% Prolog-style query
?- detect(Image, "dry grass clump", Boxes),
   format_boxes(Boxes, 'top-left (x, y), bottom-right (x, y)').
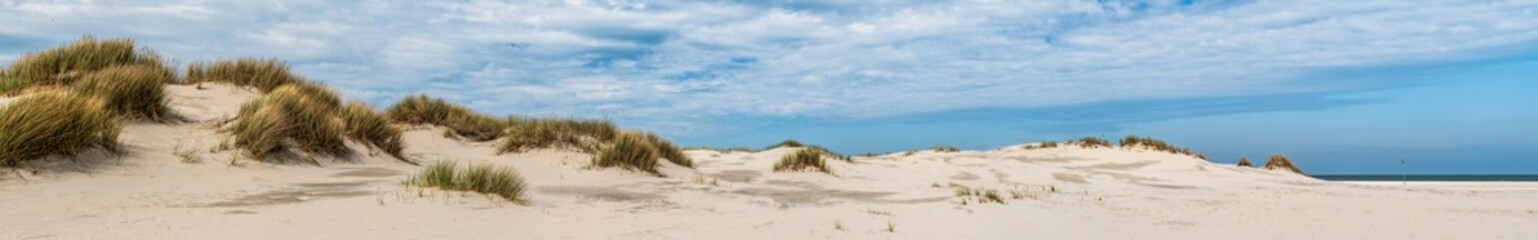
top-left (1023, 141), bottom-right (1059, 150)
top-left (1263, 154), bottom-right (1305, 174)
top-left (384, 94), bottom-right (504, 141)
top-left (69, 65), bottom-right (174, 121)
top-left (774, 148), bottom-right (831, 173)
top-left (1236, 157), bottom-right (1253, 167)
top-left (409, 161), bottom-right (527, 203)
top-left (185, 58), bottom-right (308, 92)
top-left (953, 185), bottom-right (1004, 204)
top-left (497, 117), bottom-right (617, 153)
top-left (591, 132), bottom-right (661, 174)
top-left (932, 145), bottom-right (960, 152)
top-left (3, 37), bottom-right (167, 93)
top-left (1066, 137), bottom-right (1112, 148)
top-left (341, 101), bottom-right (407, 161)
top-left (766, 139), bottom-right (804, 149)
top-left (226, 84), bottom-right (347, 161)
top-left (640, 132), bottom-right (692, 168)
top-left (0, 90), bottom-right (121, 166)
top-left (1118, 135), bottom-right (1208, 161)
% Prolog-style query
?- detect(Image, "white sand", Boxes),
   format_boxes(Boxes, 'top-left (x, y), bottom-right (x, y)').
top-left (2, 84), bottom-right (1536, 239)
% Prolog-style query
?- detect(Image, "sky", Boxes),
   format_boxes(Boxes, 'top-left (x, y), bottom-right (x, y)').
top-left (2, 0), bottom-right (1536, 174)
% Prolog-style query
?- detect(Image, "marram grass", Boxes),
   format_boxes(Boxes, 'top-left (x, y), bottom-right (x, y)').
top-left (2, 37), bottom-right (167, 93)
top-left (409, 161), bottom-right (527, 203)
top-left (385, 94), bottom-right (505, 141)
top-left (185, 58), bottom-right (308, 92)
top-left (591, 132), bottom-right (661, 175)
top-left (1264, 154), bottom-right (1305, 174)
top-left (227, 84), bottom-right (347, 161)
top-left (70, 65), bottom-right (174, 121)
top-left (642, 132), bottom-right (693, 168)
top-left (774, 148), bottom-right (831, 173)
top-left (341, 101), bottom-right (407, 161)
top-left (498, 116), bottom-right (619, 153)
top-left (0, 90), bottom-right (121, 166)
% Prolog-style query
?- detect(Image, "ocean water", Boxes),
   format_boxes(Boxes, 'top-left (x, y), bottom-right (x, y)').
top-left (1313, 174), bottom-right (1538, 182)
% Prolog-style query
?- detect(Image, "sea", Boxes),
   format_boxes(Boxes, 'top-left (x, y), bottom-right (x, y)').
top-left (1313, 174), bottom-right (1538, 182)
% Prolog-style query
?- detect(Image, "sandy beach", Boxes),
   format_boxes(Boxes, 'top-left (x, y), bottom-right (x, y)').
top-left (0, 83), bottom-right (1532, 239)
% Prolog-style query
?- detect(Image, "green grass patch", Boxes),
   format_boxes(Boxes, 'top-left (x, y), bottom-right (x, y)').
top-left (408, 161), bottom-right (527, 203)
top-left (0, 90), bottom-right (121, 166)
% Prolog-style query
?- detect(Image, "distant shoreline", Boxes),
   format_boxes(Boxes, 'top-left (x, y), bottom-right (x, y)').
top-left (1315, 174), bottom-right (1538, 182)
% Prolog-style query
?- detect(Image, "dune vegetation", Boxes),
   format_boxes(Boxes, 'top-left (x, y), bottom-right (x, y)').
top-left (0, 90), bottom-right (121, 166)
top-left (409, 161), bottom-right (527, 203)
top-left (1264, 154), bottom-right (1305, 174)
top-left (1237, 157), bottom-right (1253, 167)
top-left (498, 116), bottom-right (617, 154)
top-left (774, 148), bottom-right (831, 173)
top-left (185, 58), bottom-right (309, 92)
top-left (2, 37), bottom-right (167, 94)
top-left (1023, 141), bottom-right (1058, 150)
top-left (932, 145), bottom-right (960, 152)
top-left (341, 101), bottom-right (407, 161)
top-left (227, 84), bottom-right (348, 162)
top-left (384, 94), bottom-right (506, 141)
top-left (1118, 135), bottom-right (1208, 161)
top-left (592, 132), bottom-right (662, 174)
top-left (70, 65), bottom-right (175, 121)
top-left (1065, 137), bottom-right (1113, 148)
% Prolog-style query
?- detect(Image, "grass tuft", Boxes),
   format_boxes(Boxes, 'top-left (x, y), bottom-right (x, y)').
top-left (774, 148), bottom-right (831, 173)
top-left (341, 101), bottom-right (407, 162)
top-left (1236, 157), bottom-right (1253, 168)
top-left (766, 139), bottom-right (804, 149)
top-left (3, 37), bottom-right (167, 93)
top-left (591, 132), bottom-right (660, 174)
top-left (1117, 135), bottom-right (1207, 160)
top-left (69, 65), bottom-right (174, 121)
top-left (185, 58), bottom-right (308, 92)
top-left (497, 117), bottom-right (617, 153)
top-left (641, 132), bottom-right (692, 168)
top-left (1263, 154), bottom-right (1305, 174)
top-left (409, 161), bottom-right (527, 203)
top-left (1066, 137), bottom-right (1113, 148)
top-left (0, 90), bottom-right (121, 166)
top-left (932, 145), bottom-right (960, 152)
top-left (385, 94), bottom-right (504, 141)
top-left (226, 84), bottom-right (347, 161)
top-left (1023, 141), bottom-right (1058, 150)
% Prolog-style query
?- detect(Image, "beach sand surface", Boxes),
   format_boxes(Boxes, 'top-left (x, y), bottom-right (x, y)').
top-left (2, 84), bottom-right (1536, 239)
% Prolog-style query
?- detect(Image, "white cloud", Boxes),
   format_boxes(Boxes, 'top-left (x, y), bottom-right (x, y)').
top-left (3, 0), bottom-right (1537, 135)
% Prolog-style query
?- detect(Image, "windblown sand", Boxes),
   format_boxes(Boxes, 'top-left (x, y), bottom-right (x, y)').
top-left (1, 84), bottom-right (1535, 239)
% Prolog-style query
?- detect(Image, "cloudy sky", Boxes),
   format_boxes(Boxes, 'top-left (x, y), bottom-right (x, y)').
top-left (3, 0), bottom-right (1536, 174)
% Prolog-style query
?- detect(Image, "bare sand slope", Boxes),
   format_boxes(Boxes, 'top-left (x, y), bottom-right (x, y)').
top-left (2, 85), bottom-right (1536, 239)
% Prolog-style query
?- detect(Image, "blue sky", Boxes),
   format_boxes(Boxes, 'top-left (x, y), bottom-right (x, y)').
top-left (2, 0), bottom-right (1536, 174)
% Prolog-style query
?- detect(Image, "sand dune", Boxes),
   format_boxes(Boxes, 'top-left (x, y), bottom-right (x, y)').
top-left (2, 84), bottom-right (1536, 239)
